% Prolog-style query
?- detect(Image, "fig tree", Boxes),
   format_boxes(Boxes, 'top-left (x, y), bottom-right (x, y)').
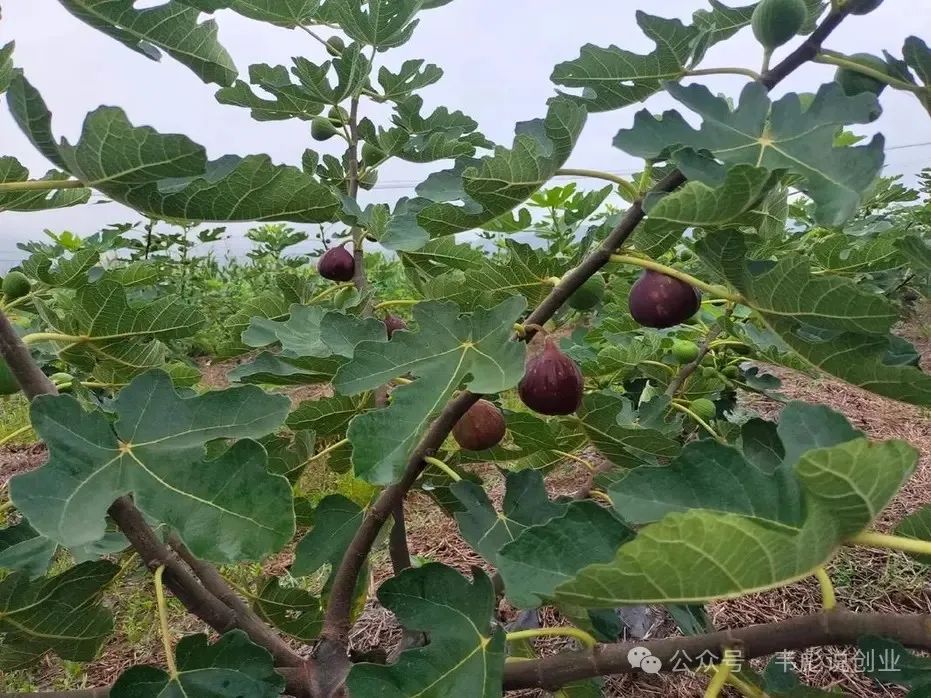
top-left (518, 338), bottom-right (584, 416)
top-left (836, 53), bottom-right (889, 96)
top-left (325, 36), bottom-right (345, 57)
top-left (751, 0), bottom-right (807, 50)
top-left (2, 270), bottom-right (30, 301)
top-left (628, 270), bottom-right (701, 329)
top-left (311, 116), bottom-right (339, 141)
top-left (317, 243), bottom-right (355, 282)
top-left (452, 399), bottom-right (506, 451)
top-left (689, 398), bottom-right (716, 422)
top-left (670, 339), bottom-right (700, 364)
top-left (383, 313), bottom-right (408, 338)
top-left (0, 357), bottom-right (20, 396)
top-left (567, 274), bottom-right (606, 311)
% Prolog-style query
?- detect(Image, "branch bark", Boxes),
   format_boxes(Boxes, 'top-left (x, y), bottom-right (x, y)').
top-left (314, 5), bottom-right (856, 687)
top-left (502, 610), bottom-right (931, 691)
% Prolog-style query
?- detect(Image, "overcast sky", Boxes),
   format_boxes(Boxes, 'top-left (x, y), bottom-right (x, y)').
top-left (1, 1), bottom-right (929, 269)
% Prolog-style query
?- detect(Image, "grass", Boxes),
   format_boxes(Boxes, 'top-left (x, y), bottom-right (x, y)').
top-left (0, 393), bottom-right (33, 446)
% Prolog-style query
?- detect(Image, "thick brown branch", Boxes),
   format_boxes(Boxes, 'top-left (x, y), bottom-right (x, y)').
top-left (168, 535), bottom-right (302, 667)
top-left (503, 610), bottom-right (931, 691)
top-left (0, 311), bottom-right (57, 399)
top-left (388, 501), bottom-right (412, 573)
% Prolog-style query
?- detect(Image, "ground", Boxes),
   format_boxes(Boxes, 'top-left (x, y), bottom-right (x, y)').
top-left (3, 309), bottom-right (931, 696)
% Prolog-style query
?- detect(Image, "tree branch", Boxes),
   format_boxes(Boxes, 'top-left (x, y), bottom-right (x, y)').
top-left (502, 610), bottom-right (931, 691)
top-left (0, 311), bottom-right (57, 399)
top-left (314, 7), bottom-right (856, 686)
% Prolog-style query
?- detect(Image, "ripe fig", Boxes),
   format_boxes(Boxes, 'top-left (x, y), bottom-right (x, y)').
top-left (567, 274), bottom-right (606, 311)
top-left (518, 338), bottom-right (584, 416)
top-left (628, 270), bottom-right (701, 329)
top-left (452, 399), bottom-right (507, 451)
top-left (383, 313), bottom-right (408, 338)
top-left (751, 0), bottom-right (807, 50)
top-left (689, 398), bottom-right (716, 422)
top-left (317, 243), bottom-right (355, 282)
top-left (325, 36), bottom-right (345, 57)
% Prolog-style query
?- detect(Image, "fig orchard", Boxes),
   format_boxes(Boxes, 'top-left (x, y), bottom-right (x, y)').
top-left (1, 1), bottom-right (931, 697)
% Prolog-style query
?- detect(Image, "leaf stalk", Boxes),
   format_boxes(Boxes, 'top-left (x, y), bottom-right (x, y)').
top-left (154, 565), bottom-right (178, 678)
top-left (505, 626), bottom-right (597, 649)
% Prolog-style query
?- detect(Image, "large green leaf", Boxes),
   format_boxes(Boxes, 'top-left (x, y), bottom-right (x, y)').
top-left (0, 157), bottom-right (91, 213)
top-left (179, 0), bottom-right (322, 26)
top-left (287, 394), bottom-right (373, 436)
top-left (10, 370), bottom-right (293, 563)
top-left (20, 249), bottom-right (100, 288)
top-left (556, 418), bottom-right (916, 606)
top-left (551, 13), bottom-right (698, 112)
top-left (291, 494), bottom-right (364, 578)
top-left (416, 97), bottom-right (585, 238)
top-left (230, 353), bottom-right (344, 386)
top-left (57, 0), bottom-right (237, 86)
top-left (243, 305), bottom-right (387, 359)
top-left (577, 391), bottom-right (681, 469)
top-left (334, 297), bottom-right (527, 484)
top-left (0, 520), bottom-right (126, 579)
top-left (378, 60), bottom-right (443, 101)
top-left (111, 630), bottom-right (284, 697)
top-left (0, 43), bottom-right (12, 95)
top-left (327, 0), bottom-right (423, 50)
top-left (858, 636), bottom-right (931, 696)
top-left (614, 82), bottom-right (884, 225)
top-left (252, 579), bottom-right (323, 642)
top-left (696, 230), bottom-right (931, 405)
top-left (217, 45), bottom-right (370, 120)
top-left (8, 74), bottom-right (340, 223)
top-left (452, 469), bottom-right (566, 565)
top-left (0, 561), bottom-right (117, 670)
top-left (346, 564), bottom-right (505, 698)
top-left (497, 501), bottom-right (634, 609)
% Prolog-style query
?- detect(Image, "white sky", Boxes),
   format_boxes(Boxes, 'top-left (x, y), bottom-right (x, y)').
top-left (1, 1), bottom-right (929, 269)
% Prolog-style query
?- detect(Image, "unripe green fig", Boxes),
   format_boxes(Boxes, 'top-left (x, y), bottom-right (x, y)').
top-left (670, 339), bottom-right (700, 364)
top-left (50, 372), bottom-right (75, 391)
top-left (722, 365), bottom-right (740, 379)
top-left (835, 53), bottom-right (888, 96)
top-left (2, 271), bottom-right (30, 301)
top-left (452, 399), bottom-right (506, 451)
top-left (359, 170), bottom-right (378, 191)
top-left (325, 36), bottom-right (345, 57)
top-left (311, 116), bottom-right (339, 141)
top-left (567, 274), bottom-right (606, 311)
top-left (689, 398), bottom-right (716, 422)
top-left (0, 357), bottom-right (20, 395)
top-left (847, 0), bottom-right (883, 14)
top-left (328, 105), bottom-right (349, 126)
top-left (361, 141), bottom-right (385, 166)
top-left (751, 0), bottom-right (808, 50)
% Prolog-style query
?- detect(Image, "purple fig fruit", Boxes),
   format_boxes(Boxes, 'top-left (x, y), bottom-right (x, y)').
top-left (453, 399), bottom-right (507, 451)
top-left (383, 313), bottom-right (408, 338)
top-left (518, 338), bottom-right (584, 416)
top-left (317, 243), bottom-right (355, 282)
top-left (628, 270), bottom-right (701, 329)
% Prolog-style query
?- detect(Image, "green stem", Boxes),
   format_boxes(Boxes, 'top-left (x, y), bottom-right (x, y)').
top-left (637, 161), bottom-right (653, 195)
top-left (555, 168), bottom-right (638, 199)
top-left (610, 254), bottom-right (742, 302)
top-left (815, 51), bottom-right (928, 94)
top-left (423, 456), bottom-right (461, 482)
top-left (308, 283), bottom-right (353, 304)
top-left (305, 438), bottom-right (350, 465)
top-left (0, 424), bottom-right (32, 447)
top-left (641, 359), bottom-right (677, 374)
top-left (847, 531), bottom-right (931, 556)
top-left (704, 661), bottom-right (733, 698)
top-left (0, 179), bottom-right (86, 192)
top-left (374, 299), bottom-right (420, 311)
top-left (686, 66), bottom-right (762, 81)
top-left (154, 565), bottom-right (178, 678)
top-left (553, 449), bottom-right (595, 471)
top-left (761, 48), bottom-right (773, 73)
top-left (505, 626), bottom-right (597, 649)
top-left (814, 567), bottom-right (837, 611)
top-left (21, 332), bottom-right (86, 346)
top-left (669, 401), bottom-right (724, 442)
